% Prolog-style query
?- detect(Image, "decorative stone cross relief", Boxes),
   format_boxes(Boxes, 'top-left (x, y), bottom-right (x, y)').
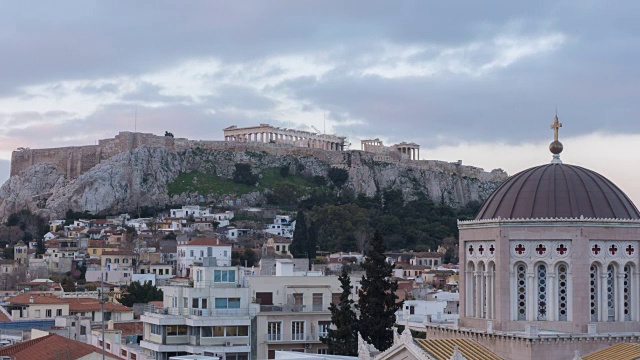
top-left (609, 244), bottom-right (618, 255)
top-left (478, 245), bottom-right (485, 255)
top-left (626, 245), bottom-right (635, 256)
top-left (515, 244), bottom-right (526, 255)
top-left (556, 244), bottom-right (568, 255)
top-left (592, 244), bottom-right (601, 255)
top-left (489, 245), bottom-right (495, 255)
top-left (536, 244), bottom-right (547, 255)
top-left (468, 245), bottom-right (474, 255)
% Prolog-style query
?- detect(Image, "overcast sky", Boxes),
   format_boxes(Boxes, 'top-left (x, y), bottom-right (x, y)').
top-left (2, 1), bottom-right (640, 203)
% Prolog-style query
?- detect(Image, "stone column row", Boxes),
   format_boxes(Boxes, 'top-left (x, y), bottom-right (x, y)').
top-left (398, 147), bottom-right (420, 160)
top-left (225, 131), bottom-right (341, 150)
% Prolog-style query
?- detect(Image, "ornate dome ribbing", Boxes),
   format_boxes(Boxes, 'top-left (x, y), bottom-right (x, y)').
top-left (475, 163), bottom-right (640, 220)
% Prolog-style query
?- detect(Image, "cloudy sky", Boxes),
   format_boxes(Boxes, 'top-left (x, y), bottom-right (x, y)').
top-left (2, 1), bottom-right (640, 202)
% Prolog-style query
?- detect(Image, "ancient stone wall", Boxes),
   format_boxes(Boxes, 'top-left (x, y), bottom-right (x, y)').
top-left (10, 131), bottom-right (507, 182)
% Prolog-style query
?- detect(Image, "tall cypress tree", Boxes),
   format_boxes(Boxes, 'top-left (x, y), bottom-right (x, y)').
top-left (307, 220), bottom-right (318, 269)
top-left (357, 230), bottom-right (402, 351)
top-left (290, 211), bottom-right (308, 258)
top-left (322, 267), bottom-right (358, 355)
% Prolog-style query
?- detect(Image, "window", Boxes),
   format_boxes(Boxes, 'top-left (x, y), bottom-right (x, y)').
top-left (215, 298), bottom-right (240, 309)
top-left (166, 325), bottom-right (188, 336)
top-left (202, 298), bottom-right (208, 309)
top-left (331, 293), bottom-right (341, 305)
top-left (226, 353), bottom-right (249, 360)
top-left (590, 264), bottom-right (598, 322)
top-left (150, 324), bottom-right (162, 335)
top-left (291, 321), bottom-right (305, 341)
top-left (537, 264), bottom-right (547, 321)
top-left (312, 293), bottom-right (323, 311)
top-left (122, 350), bottom-right (127, 357)
top-left (409, 306), bottom-right (415, 315)
top-left (318, 321), bottom-right (331, 338)
top-left (516, 264), bottom-right (527, 320)
top-left (214, 269), bottom-right (236, 283)
top-left (200, 250), bottom-right (204, 257)
top-left (193, 298), bottom-right (199, 308)
top-left (625, 265), bottom-right (632, 321)
top-left (46, 309), bottom-right (52, 318)
top-left (115, 258), bottom-right (120, 263)
top-left (57, 309), bottom-right (62, 316)
top-left (35, 310), bottom-right (40, 318)
top-left (558, 264), bottom-right (568, 321)
top-left (607, 264), bottom-right (616, 321)
top-left (123, 258), bottom-right (128, 263)
top-left (213, 326), bottom-right (225, 337)
top-left (93, 249), bottom-right (97, 254)
top-left (224, 250), bottom-right (228, 257)
top-left (226, 326), bottom-right (249, 337)
top-left (293, 293), bottom-right (303, 305)
top-left (267, 322), bottom-right (281, 341)
top-left (190, 250), bottom-right (194, 257)
top-left (202, 326), bottom-right (213, 337)
top-left (80, 326), bottom-right (86, 335)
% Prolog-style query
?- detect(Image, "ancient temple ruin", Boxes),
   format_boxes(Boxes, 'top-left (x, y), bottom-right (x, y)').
top-left (223, 124), bottom-right (346, 151)
top-left (361, 138), bottom-right (420, 161)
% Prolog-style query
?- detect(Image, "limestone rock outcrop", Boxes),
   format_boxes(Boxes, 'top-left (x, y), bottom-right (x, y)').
top-left (0, 145), bottom-right (507, 221)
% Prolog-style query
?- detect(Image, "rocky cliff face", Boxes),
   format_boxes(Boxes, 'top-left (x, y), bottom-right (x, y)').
top-left (0, 146), bottom-right (506, 221)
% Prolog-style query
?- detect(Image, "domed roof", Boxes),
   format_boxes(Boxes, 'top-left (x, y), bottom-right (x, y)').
top-left (475, 163), bottom-right (640, 220)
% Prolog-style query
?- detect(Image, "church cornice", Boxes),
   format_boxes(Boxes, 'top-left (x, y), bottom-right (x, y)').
top-left (458, 216), bottom-right (640, 229)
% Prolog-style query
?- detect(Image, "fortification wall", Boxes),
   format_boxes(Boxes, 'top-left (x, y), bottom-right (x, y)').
top-left (10, 132), bottom-right (507, 182)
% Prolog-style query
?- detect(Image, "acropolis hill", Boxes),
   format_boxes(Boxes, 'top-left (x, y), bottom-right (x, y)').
top-left (2, 124), bottom-right (507, 220)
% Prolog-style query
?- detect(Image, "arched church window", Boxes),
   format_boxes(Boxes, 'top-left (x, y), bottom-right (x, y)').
top-left (557, 264), bottom-right (568, 321)
top-left (537, 264), bottom-right (547, 321)
top-left (590, 265), bottom-right (598, 322)
top-left (607, 265), bottom-right (616, 321)
top-left (624, 264), bottom-right (632, 321)
top-left (517, 264), bottom-right (527, 320)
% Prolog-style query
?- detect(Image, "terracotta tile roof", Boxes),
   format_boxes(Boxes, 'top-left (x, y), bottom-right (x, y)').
top-left (0, 333), bottom-right (121, 360)
top-left (0, 310), bottom-right (11, 322)
top-left (6, 293), bottom-right (69, 305)
top-left (583, 343), bottom-right (640, 360)
top-left (66, 298), bottom-right (132, 312)
top-left (415, 338), bottom-right (502, 360)
top-left (183, 237), bottom-right (224, 246)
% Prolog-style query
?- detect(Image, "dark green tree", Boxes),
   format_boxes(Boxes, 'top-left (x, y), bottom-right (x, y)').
top-left (328, 167), bottom-right (349, 187)
top-left (233, 163), bottom-right (258, 186)
top-left (357, 231), bottom-right (402, 351)
top-left (322, 267), bottom-right (358, 355)
top-left (233, 248), bottom-right (257, 267)
top-left (307, 220), bottom-right (318, 263)
top-left (120, 281), bottom-right (163, 307)
top-left (290, 211), bottom-right (308, 258)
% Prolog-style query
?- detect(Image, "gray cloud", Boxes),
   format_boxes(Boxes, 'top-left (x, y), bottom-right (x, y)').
top-left (0, 1), bottom-right (639, 158)
top-left (0, 160), bottom-right (9, 182)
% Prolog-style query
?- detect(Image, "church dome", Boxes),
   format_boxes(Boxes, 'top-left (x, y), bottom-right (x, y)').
top-left (475, 163), bottom-right (640, 220)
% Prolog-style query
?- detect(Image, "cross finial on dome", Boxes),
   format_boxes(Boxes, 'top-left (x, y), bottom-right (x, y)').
top-left (549, 114), bottom-right (563, 163)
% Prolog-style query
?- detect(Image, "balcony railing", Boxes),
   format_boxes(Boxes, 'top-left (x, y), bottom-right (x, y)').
top-left (265, 333), bottom-right (325, 343)
top-left (143, 305), bottom-right (256, 317)
top-left (259, 304), bottom-right (327, 313)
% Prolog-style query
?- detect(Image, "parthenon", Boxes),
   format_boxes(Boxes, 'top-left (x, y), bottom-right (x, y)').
top-left (223, 124), bottom-right (346, 151)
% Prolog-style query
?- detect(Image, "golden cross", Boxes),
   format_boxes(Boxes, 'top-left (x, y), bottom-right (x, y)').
top-left (550, 115), bottom-right (562, 142)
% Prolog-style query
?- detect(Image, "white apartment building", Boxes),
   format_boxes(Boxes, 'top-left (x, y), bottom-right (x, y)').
top-left (246, 260), bottom-right (341, 359)
top-left (264, 215), bottom-right (296, 239)
top-left (177, 238), bottom-right (232, 278)
top-left (140, 263), bottom-right (256, 360)
top-left (170, 206), bottom-right (212, 219)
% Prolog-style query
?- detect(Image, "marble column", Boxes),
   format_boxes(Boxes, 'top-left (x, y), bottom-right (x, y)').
top-left (474, 272), bottom-right (482, 318)
top-left (484, 270), bottom-right (491, 319)
top-left (600, 273), bottom-right (608, 322)
top-left (547, 272), bottom-right (556, 321)
top-left (527, 273), bottom-right (535, 321)
top-left (617, 273), bottom-right (626, 321)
